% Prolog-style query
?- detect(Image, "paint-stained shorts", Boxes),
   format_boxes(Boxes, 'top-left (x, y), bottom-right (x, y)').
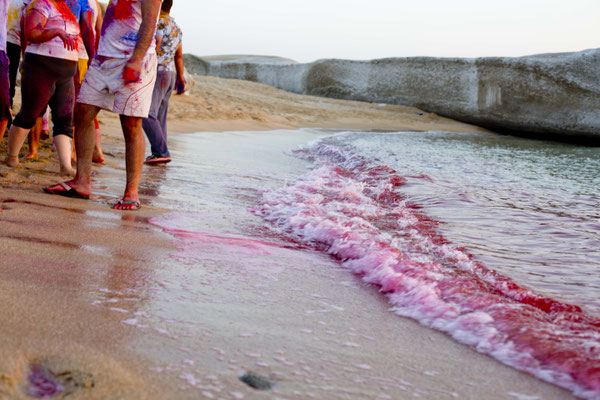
top-left (77, 53), bottom-right (157, 118)
top-left (0, 51), bottom-right (11, 122)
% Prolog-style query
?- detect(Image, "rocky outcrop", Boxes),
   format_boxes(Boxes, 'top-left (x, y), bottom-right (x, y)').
top-left (184, 50), bottom-right (600, 143)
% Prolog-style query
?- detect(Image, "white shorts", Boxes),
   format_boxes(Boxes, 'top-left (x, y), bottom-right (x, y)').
top-left (77, 53), bottom-right (157, 118)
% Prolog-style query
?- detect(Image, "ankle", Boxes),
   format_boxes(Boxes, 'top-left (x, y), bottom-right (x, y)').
top-left (5, 154), bottom-right (19, 167)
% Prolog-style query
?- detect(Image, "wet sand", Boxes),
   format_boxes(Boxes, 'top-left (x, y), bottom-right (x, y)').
top-left (0, 76), bottom-right (575, 399)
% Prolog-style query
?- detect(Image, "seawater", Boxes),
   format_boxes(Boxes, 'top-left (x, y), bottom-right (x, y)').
top-left (255, 131), bottom-right (600, 399)
top-left (147, 130), bottom-right (599, 399)
top-left (311, 131), bottom-right (600, 313)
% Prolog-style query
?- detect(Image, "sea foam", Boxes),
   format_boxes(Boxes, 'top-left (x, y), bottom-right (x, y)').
top-left (255, 134), bottom-right (600, 399)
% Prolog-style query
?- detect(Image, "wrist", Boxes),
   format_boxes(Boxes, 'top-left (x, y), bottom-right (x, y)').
top-left (128, 52), bottom-right (144, 64)
top-left (48, 28), bottom-right (61, 38)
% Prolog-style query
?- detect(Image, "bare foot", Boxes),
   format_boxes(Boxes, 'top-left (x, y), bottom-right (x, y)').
top-left (24, 152), bottom-right (38, 160)
top-left (4, 155), bottom-right (18, 168)
top-left (92, 152), bottom-right (104, 164)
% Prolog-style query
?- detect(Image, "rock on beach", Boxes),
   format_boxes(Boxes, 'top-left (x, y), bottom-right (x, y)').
top-left (185, 49), bottom-right (600, 143)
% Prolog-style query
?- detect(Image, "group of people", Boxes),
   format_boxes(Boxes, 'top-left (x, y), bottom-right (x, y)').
top-left (0, 0), bottom-right (185, 210)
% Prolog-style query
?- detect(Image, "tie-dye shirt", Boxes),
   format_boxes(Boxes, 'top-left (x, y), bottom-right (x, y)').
top-left (5, 0), bottom-right (27, 46)
top-left (156, 13), bottom-right (181, 72)
top-left (24, 0), bottom-right (80, 61)
top-left (98, 0), bottom-right (156, 58)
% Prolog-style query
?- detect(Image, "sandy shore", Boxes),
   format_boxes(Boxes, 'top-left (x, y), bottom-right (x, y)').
top-left (0, 76), bottom-right (575, 399)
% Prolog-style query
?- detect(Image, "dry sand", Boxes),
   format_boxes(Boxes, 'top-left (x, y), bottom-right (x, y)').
top-left (0, 76), bottom-right (575, 399)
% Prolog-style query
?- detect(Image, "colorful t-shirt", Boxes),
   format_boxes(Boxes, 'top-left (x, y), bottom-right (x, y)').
top-left (155, 13), bottom-right (181, 72)
top-left (6, 0), bottom-right (31, 45)
top-left (24, 0), bottom-right (80, 61)
top-left (65, 0), bottom-right (94, 59)
top-left (98, 0), bottom-right (156, 58)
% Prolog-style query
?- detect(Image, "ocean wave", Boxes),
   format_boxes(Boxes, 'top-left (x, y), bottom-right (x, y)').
top-left (254, 135), bottom-right (600, 399)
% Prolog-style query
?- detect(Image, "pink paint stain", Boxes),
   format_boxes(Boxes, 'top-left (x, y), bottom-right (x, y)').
top-left (27, 365), bottom-right (64, 398)
top-left (101, 0), bottom-right (136, 36)
top-left (150, 214), bottom-right (299, 260)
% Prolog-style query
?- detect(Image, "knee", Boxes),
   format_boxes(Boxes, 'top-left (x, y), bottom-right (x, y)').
top-left (120, 116), bottom-right (142, 134)
top-left (12, 112), bottom-right (37, 130)
top-left (52, 115), bottom-right (74, 138)
top-left (74, 104), bottom-right (88, 127)
top-left (74, 104), bottom-right (99, 129)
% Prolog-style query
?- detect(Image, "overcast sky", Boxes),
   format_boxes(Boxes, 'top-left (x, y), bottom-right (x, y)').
top-left (171, 0), bottom-right (599, 62)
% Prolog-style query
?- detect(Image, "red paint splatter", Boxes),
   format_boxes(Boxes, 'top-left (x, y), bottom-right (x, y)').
top-left (111, 0), bottom-right (135, 20)
top-left (55, 1), bottom-right (78, 25)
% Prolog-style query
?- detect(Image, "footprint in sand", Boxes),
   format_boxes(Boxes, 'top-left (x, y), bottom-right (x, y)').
top-left (26, 363), bottom-right (94, 399)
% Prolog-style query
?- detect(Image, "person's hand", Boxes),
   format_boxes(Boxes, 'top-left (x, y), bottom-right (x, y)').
top-left (56, 30), bottom-right (78, 51)
top-left (122, 57), bottom-right (142, 85)
top-left (175, 77), bottom-right (186, 94)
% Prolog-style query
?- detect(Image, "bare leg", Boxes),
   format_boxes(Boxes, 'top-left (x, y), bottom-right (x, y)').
top-left (113, 115), bottom-right (145, 210)
top-left (0, 119), bottom-right (8, 144)
top-left (54, 134), bottom-right (76, 176)
top-left (3, 124), bottom-right (29, 167)
top-left (71, 132), bottom-right (77, 164)
top-left (41, 109), bottom-right (50, 140)
top-left (92, 118), bottom-right (104, 163)
top-left (25, 117), bottom-right (43, 159)
top-left (47, 103), bottom-right (99, 196)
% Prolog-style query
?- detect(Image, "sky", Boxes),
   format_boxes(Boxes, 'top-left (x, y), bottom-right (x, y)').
top-left (171, 0), bottom-right (600, 63)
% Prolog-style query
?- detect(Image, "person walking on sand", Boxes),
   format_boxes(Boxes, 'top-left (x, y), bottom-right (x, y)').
top-left (142, 0), bottom-right (184, 165)
top-left (67, 0), bottom-right (104, 164)
top-left (25, 0), bottom-right (96, 161)
top-left (0, 0), bottom-right (11, 144)
top-left (43, 0), bottom-right (162, 210)
top-left (6, 0), bottom-right (45, 161)
top-left (7, 0), bottom-right (54, 161)
top-left (2, 0), bottom-right (82, 176)
top-left (6, 0), bottom-right (30, 107)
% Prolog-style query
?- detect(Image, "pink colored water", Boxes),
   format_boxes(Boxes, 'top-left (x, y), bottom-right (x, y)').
top-left (255, 141), bottom-right (600, 399)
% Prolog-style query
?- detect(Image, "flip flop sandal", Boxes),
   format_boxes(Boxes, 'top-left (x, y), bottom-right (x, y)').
top-left (43, 182), bottom-right (90, 199)
top-left (113, 200), bottom-right (141, 211)
top-left (145, 155), bottom-right (172, 165)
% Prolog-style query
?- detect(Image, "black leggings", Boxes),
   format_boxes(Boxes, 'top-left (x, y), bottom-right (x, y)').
top-left (6, 41), bottom-right (20, 107)
top-left (13, 53), bottom-right (77, 137)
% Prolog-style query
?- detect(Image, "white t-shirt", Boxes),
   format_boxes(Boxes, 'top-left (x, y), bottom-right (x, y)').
top-left (6, 0), bottom-right (31, 46)
top-left (97, 0), bottom-right (156, 58)
top-left (0, 0), bottom-right (10, 52)
top-left (24, 0), bottom-right (80, 61)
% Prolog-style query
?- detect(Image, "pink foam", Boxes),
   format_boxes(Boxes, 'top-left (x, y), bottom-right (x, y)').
top-left (256, 141), bottom-right (600, 399)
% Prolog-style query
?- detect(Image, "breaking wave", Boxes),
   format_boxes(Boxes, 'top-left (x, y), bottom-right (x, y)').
top-left (254, 134), bottom-right (600, 399)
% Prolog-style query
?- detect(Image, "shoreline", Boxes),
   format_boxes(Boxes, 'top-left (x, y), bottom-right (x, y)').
top-left (0, 77), bottom-right (577, 399)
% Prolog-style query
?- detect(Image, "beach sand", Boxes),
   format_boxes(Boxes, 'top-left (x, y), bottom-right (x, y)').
top-left (0, 76), bottom-right (575, 399)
